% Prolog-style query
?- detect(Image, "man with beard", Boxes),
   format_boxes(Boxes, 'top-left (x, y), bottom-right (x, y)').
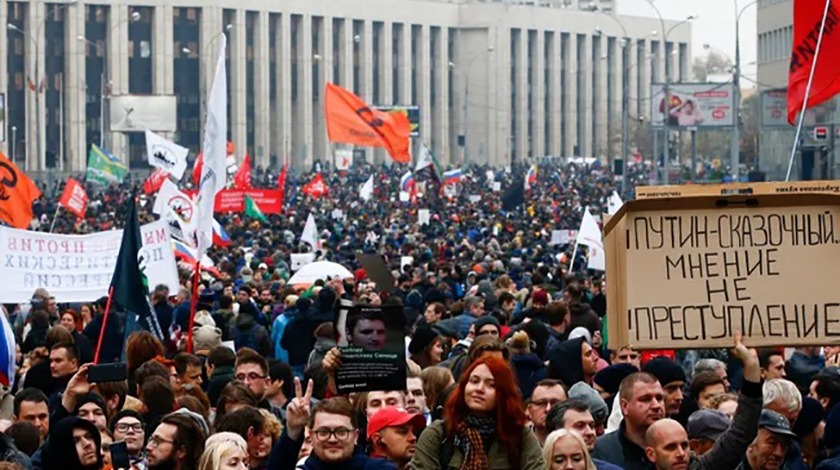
top-left (145, 412), bottom-right (206, 470)
top-left (367, 407), bottom-right (426, 470)
top-left (642, 357), bottom-right (686, 420)
top-left (41, 417), bottom-right (102, 470)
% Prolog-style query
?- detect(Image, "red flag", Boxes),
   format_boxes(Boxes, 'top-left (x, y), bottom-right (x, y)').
top-left (277, 163), bottom-right (288, 212)
top-left (192, 152), bottom-right (203, 185)
top-left (0, 152), bottom-right (40, 228)
top-left (324, 83), bottom-right (412, 164)
top-left (58, 178), bottom-right (88, 219)
top-left (233, 154), bottom-right (252, 189)
top-left (302, 173), bottom-right (329, 199)
top-left (143, 168), bottom-right (169, 194)
top-left (787, 0), bottom-right (840, 124)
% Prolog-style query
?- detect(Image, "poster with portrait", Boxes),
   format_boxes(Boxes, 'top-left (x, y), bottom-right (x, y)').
top-left (334, 302), bottom-right (406, 393)
top-left (650, 83), bottom-right (735, 128)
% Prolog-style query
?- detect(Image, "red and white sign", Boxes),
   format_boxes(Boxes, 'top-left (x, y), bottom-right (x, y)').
top-left (814, 126), bottom-right (829, 141)
top-left (58, 178), bottom-right (88, 218)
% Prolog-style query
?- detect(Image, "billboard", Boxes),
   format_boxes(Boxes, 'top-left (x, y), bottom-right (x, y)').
top-left (110, 95), bottom-right (177, 132)
top-left (761, 87), bottom-right (835, 128)
top-left (372, 105), bottom-right (420, 136)
top-left (650, 83), bottom-right (735, 128)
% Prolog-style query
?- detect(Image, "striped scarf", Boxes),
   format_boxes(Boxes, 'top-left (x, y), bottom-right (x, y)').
top-left (454, 414), bottom-right (496, 470)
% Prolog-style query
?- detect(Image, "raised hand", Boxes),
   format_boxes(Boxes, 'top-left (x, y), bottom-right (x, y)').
top-left (731, 332), bottom-right (760, 382)
top-left (62, 364), bottom-right (92, 412)
top-left (286, 377), bottom-right (314, 441)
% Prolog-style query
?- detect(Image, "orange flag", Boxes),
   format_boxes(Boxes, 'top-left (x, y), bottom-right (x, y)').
top-left (0, 152), bottom-right (41, 228)
top-left (325, 83), bottom-right (412, 164)
top-left (58, 178), bottom-right (88, 219)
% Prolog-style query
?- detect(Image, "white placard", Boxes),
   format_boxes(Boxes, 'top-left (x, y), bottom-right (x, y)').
top-left (492, 182), bottom-right (501, 192)
top-left (291, 253), bottom-right (316, 271)
top-left (0, 221), bottom-right (179, 302)
top-left (399, 191), bottom-right (410, 202)
top-left (469, 195), bottom-right (481, 203)
top-left (418, 209), bottom-right (430, 225)
top-left (400, 256), bottom-right (414, 270)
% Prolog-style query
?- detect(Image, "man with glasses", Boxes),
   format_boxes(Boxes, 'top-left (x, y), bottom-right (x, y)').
top-left (111, 410), bottom-right (147, 470)
top-left (145, 412), bottom-right (206, 470)
top-left (235, 348), bottom-right (282, 418)
top-left (527, 378), bottom-right (568, 446)
top-left (268, 379), bottom-right (397, 469)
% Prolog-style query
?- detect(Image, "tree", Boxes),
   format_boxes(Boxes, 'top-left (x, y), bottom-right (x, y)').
top-left (692, 52), bottom-right (734, 82)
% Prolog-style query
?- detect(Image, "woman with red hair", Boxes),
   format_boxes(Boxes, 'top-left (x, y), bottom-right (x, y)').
top-left (410, 355), bottom-right (545, 469)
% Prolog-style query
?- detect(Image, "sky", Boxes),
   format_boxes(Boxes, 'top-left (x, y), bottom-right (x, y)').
top-left (618, 0), bottom-right (758, 84)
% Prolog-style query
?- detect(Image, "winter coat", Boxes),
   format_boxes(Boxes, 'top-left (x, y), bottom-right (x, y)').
top-left (409, 419), bottom-right (545, 470)
top-left (268, 431), bottom-right (397, 470)
top-left (272, 308), bottom-right (298, 363)
top-left (510, 352), bottom-right (548, 400)
top-left (547, 337), bottom-right (586, 386)
top-left (82, 311), bottom-right (124, 364)
top-left (307, 336), bottom-right (337, 370)
top-left (0, 433), bottom-right (31, 469)
top-left (234, 313), bottom-right (273, 357)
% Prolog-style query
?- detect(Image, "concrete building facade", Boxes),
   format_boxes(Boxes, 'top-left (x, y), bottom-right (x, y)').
top-left (2, 0), bottom-right (690, 174)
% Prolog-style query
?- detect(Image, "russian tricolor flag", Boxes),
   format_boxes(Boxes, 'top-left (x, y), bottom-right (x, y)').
top-left (400, 171), bottom-right (416, 193)
top-left (0, 310), bottom-right (15, 387)
top-left (212, 219), bottom-right (231, 247)
top-left (525, 164), bottom-right (538, 190)
top-left (443, 169), bottom-right (462, 186)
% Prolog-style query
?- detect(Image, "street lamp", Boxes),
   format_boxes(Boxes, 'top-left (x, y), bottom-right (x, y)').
top-left (730, 0), bottom-right (757, 181)
top-left (640, 0), bottom-right (695, 184)
top-left (460, 45), bottom-right (494, 165)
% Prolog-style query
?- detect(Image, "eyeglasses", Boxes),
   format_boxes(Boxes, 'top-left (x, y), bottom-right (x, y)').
top-left (147, 436), bottom-right (175, 448)
top-left (115, 423), bottom-right (144, 433)
top-left (312, 427), bottom-right (354, 441)
top-left (530, 399), bottom-right (562, 409)
top-left (236, 372), bottom-right (267, 381)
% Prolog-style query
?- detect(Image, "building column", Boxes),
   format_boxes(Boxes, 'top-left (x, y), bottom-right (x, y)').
top-left (254, 10), bottom-right (270, 168)
top-left (340, 18), bottom-right (353, 89)
top-left (582, 34), bottom-right (593, 158)
top-left (65, 3), bottom-right (85, 171)
top-left (515, 29), bottom-right (527, 163)
top-left (0, 0), bottom-right (8, 158)
top-left (109, 4), bottom-right (130, 160)
top-left (533, 31), bottom-right (545, 160)
top-left (381, 21), bottom-right (392, 105)
top-left (315, 16), bottom-right (332, 163)
top-left (231, 9), bottom-right (247, 158)
top-left (301, 14), bottom-right (313, 168)
top-left (153, 5), bottom-right (174, 95)
top-left (565, 33), bottom-right (577, 158)
top-left (595, 36), bottom-right (608, 157)
top-left (419, 25), bottom-right (431, 163)
top-left (397, 24), bottom-right (411, 106)
top-left (278, 13), bottom-right (292, 166)
top-left (25, 1), bottom-right (45, 172)
top-left (434, 27), bottom-right (449, 160)
top-left (359, 20), bottom-right (373, 162)
top-left (551, 32), bottom-right (562, 157)
top-left (490, 25), bottom-right (509, 167)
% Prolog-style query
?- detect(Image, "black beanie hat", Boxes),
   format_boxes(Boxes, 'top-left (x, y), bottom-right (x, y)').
top-left (642, 357), bottom-right (686, 387)
top-left (109, 409), bottom-right (145, 434)
top-left (594, 363), bottom-right (639, 395)
top-left (409, 326), bottom-right (439, 355)
top-left (473, 316), bottom-right (501, 334)
top-left (793, 396), bottom-right (824, 439)
top-left (73, 393), bottom-right (107, 417)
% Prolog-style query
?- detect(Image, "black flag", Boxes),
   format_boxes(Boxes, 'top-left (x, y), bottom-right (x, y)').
top-left (109, 194), bottom-right (163, 339)
top-left (501, 181), bottom-right (524, 212)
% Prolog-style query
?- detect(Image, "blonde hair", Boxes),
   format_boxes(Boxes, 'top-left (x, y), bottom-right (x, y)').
top-left (542, 429), bottom-right (597, 470)
top-left (198, 432), bottom-right (248, 470)
top-left (259, 408), bottom-right (283, 441)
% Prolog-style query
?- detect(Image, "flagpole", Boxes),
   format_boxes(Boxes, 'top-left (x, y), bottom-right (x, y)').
top-left (569, 241), bottom-right (580, 274)
top-left (48, 206), bottom-right (61, 233)
top-left (786, 0), bottom-right (833, 181)
top-left (186, 261), bottom-right (201, 353)
top-left (93, 286), bottom-right (114, 364)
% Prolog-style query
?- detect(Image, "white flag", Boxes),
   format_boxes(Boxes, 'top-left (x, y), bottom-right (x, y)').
top-left (301, 213), bottom-right (321, 250)
top-left (196, 34), bottom-right (228, 256)
top-left (335, 149), bottom-right (353, 171)
top-left (360, 175), bottom-right (374, 202)
top-left (607, 191), bottom-right (624, 215)
top-left (145, 130), bottom-right (189, 180)
top-left (415, 143), bottom-right (433, 172)
top-left (576, 207), bottom-right (605, 271)
top-left (154, 179), bottom-right (197, 246)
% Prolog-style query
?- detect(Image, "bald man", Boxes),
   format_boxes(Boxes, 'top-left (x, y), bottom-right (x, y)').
top-left (642, 333), bottom-right (764, 470)
top-left (645, 420), bottom-right (690, 470)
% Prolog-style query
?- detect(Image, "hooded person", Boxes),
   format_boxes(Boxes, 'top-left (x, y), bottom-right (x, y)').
top-left (547, 336), bottom-right (598, 387)
top-left (507, 330), bottom-right (547, 400)
top-left (42, 416), bottom-right (103, 470)
top-left (233, 301), bottom-right (274, 358)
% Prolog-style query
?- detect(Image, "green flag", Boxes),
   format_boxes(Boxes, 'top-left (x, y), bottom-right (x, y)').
top-left (244, 195), bottom-right (267, 223)
top-left (109, 193), bottom-right (163, 340)
top-left (86, 144), bottom-right (128, 185)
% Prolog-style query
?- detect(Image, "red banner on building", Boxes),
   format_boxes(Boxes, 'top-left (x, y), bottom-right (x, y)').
top-left (185, 189), bottom-right (282, 214)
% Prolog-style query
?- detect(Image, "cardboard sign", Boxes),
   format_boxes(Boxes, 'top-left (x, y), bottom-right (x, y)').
top-left (636, 181), bottom-right (840, 199)
top-left (418, 209), bottom-right (430, 225)
top-left (606, 193), bottom-right (840, 349)
top-left (334, 303), bottom-right (407, 393)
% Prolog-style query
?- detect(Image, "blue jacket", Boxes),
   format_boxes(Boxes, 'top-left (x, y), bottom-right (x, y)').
top-left (272, 308), bottom-right (298, 363)
top-left (595, 458), bottom-right (626, 470)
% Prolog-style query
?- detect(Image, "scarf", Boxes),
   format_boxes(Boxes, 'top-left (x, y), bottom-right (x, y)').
top-left (454, 414), bottom-right (497, 470)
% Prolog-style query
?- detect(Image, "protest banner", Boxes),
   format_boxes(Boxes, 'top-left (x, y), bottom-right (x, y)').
top-left (185, 189), bottom-right (283, 214)
top-left (0, 220), bottom-right (179, 302)
top-left (605, 193), bottom-right (840, 349)
top-left (334, 303), bottom-right (406, 393)
top-left (636, 180), bottom-right (840, 199)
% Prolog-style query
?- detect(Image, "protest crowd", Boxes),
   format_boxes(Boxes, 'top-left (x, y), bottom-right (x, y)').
top-left (0, 151), bottom-right (838, 470)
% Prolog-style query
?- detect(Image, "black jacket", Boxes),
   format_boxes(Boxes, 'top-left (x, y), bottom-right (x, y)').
top-left (548, 337), bottom-right (586, 387)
